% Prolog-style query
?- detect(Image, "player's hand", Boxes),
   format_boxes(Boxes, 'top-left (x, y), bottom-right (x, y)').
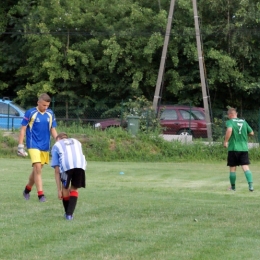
top-left (17, 144), bottom-right (28, 157)
top-left (223, 141), bottom-right (228, 148)
top-left (57, 190), bottom-right (63, 200)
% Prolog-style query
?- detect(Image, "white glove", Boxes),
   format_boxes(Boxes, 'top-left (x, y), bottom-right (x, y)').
top-left (17, 144), bottom-right (28, 157)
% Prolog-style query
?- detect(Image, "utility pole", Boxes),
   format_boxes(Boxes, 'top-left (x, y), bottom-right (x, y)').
top-left (152, 0), bottom-right (212, 140)
top-left (192, 0), bottom-right (212, 140)
top-left (152, 0), bottom-right (176, 111)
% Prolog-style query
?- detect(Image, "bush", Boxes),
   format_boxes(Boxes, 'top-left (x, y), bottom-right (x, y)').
top-left (0, 127), bottom-right (259, 162)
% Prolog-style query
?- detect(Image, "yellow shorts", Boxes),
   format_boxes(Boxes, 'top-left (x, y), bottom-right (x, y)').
top-left (28, 149), bottom-right (50, 165)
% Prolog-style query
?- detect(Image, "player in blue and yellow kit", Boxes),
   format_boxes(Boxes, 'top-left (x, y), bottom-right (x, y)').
top-left (18, 93), bottom-right (57, 202)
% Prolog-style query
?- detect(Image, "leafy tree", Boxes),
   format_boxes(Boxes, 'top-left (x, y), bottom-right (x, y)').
top-left (157, 0), bottom-right (260, 109)
top-left (6, 0), bottom-right (167, 113)
top-left (1, 0), bottom-right (260, 113)
top-left (0, 0), bottom-right (26, 97)
top-left (198, 0), bottom-right (260, 109)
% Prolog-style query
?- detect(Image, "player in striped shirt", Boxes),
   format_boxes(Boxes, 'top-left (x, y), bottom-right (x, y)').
top-left (51, 132), bottom-right (87, 220)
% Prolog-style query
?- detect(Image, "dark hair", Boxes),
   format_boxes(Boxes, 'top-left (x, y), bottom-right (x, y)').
top-left (56, 132), bottom-right (68, 140)
top-left (38, 93), bottom-right (51, 102)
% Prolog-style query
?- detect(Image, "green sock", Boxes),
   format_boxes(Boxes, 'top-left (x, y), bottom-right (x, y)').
top-left (229, 172), bottom-right (236, 189)
top-left (244, 170), bottom-right (253, 187)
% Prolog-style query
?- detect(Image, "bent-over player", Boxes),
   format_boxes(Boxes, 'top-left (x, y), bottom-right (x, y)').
top-left (51, 132), bottom-right (87, 220)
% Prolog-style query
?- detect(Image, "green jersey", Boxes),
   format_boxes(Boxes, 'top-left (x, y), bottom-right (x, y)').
top-left (226, 118), bottom-right (253, 151)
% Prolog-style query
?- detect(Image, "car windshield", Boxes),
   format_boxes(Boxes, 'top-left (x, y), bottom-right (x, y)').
top-left (180, 109), bottom-right (205, 120)
top-left (191, 110), bottom-right (205, 120)
top-left (160, 109), bottom-right (178, 120)
top-left (11, 102), bottom-right (26, 113)
top-left (159, 107), bottom-right (205, 120)
top-left (0, 102), bottom-right (24, 116)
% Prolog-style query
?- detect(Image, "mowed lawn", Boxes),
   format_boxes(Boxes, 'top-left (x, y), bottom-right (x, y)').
top-left (1, 158), bottom-right (260, 260)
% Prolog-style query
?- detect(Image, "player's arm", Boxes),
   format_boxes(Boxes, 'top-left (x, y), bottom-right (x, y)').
top-left (247, 123), bottom-right (254, 136)
top-left (224, 127), bottom-right (232, 148)
top-left (248, 131), bottom-right (254, 136)
top-left (17, 125), bottom-right (28, 156)
top-left (18, 110), bottom-right (30, 145)
top-left (51, 127), bottom-right (58, 140)
top-left (18, 125), bottom-right (26, 145)
top-left (54, 166), bottom-right (62, 200)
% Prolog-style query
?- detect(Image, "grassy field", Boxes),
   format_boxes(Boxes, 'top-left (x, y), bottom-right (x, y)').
top-left (1, 158), bottom-right (260, 260)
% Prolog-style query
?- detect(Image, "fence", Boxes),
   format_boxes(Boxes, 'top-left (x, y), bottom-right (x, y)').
top-left (50, 98), bottom-right (260, 142)
top-left (208, 109), bottom-right (259, 142)
top-left (1, 97), bottom-right (260, 142)
top-left (50, 97), bottom-right (123, 126)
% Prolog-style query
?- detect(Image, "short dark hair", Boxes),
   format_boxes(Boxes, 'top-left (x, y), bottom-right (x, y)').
top-left (56, 132), bottom-right (68, 140)
top-left (38, 93), bottom-right (51, 102)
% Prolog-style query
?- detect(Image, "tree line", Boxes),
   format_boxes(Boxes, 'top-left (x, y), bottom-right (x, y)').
top-left (1, 0), bottom-right (260, 112)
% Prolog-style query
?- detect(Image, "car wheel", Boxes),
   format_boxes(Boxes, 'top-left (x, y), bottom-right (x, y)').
top-left (178, 129), bottom-right (192, 136)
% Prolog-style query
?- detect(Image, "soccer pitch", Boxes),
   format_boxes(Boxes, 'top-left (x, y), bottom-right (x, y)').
top-left (1, 158), bottom-right (260, 260)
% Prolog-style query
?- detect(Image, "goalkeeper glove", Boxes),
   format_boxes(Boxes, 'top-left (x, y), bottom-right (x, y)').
top-left (17, 144), bottom-right (28, 157)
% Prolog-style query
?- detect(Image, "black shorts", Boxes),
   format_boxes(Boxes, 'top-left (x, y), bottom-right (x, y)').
top-left (61, 168), bottom-right (86, 189)
top-left (227, 151), bottom-right (250, 167)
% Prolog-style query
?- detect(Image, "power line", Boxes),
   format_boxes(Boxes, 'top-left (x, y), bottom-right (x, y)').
top-left (1, 28), bottom-right (260, 37)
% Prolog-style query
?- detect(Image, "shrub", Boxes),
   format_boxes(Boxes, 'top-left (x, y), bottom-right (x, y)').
top-left (0, 127), bottom-right (259, 162)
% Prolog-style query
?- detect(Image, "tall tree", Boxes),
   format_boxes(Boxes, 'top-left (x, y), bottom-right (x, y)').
top-left (0, 0), bottom-right (25, 97)
top-left (7, 0), bottom-right (167, 112)
top-left (1, 0), bottom-right (260, 112)
top-left (197, 0), bottom-right (260, 108)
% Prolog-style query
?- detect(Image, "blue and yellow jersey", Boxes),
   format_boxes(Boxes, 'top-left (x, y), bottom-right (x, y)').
top-left (21, 107), bottom-right (57, 151)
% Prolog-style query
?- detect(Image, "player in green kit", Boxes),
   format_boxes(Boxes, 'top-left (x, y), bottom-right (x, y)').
top-left (223, 107), bottom-right (254, 191)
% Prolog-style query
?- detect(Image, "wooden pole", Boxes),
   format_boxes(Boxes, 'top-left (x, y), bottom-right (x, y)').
top-left (192, 0), bottom-right (212, 140)
top-left (152, 0), bottom-right (176, 112)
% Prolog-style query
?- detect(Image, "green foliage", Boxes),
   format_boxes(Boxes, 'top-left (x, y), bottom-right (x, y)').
top-left (36, 125), bottom-right (228, 162)
top-left (1, 125), bottom-right (260, 163)
top-left (5, 0), bottom-right (167, 108)
top-left (120, 95), bottom-right (162, 133)
top-left (0, 131), bottom-right (21, 157)
top-left (212, 117), bottom-right (225, 141)
top-left (2, 0), bottom-right (260, 110)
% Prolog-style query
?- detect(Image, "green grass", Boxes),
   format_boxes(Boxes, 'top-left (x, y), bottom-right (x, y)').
top-left (1, 159), bottom-right (260, 259)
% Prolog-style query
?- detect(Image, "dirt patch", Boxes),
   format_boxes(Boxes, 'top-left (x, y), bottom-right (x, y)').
top-left (109, 139), bottom-right (116, 150)
top-left (3, 131), bottom-right (19, 141)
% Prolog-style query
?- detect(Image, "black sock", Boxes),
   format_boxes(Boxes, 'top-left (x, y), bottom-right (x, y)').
top-left (63, 199), bottom-right (69, 213)
top-left (67, 196), bottom-right (78, 216)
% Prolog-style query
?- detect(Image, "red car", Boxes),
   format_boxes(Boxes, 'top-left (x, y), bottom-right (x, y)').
top-left (159, 105), bottom-right (207, 138)
top-left (94, 105), bottom-right (207, 138)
